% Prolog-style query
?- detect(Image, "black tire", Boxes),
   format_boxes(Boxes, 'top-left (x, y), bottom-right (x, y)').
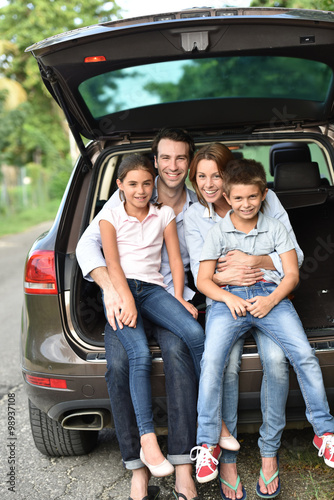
top-left (28, 399), bottom-right (99, 456)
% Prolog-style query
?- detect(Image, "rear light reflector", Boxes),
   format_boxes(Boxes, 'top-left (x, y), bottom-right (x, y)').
top-left (24, 250), bottom-right (58, 294)
top-left (25, 374), bottom-right (67, 389)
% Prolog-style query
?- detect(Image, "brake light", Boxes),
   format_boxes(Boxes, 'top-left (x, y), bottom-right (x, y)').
top-left (25, 374), bottom-right (67, 389)
top-left (84, 55), bottom-right (106, 63)
top-left (24, 250), bottom-right (58, 295)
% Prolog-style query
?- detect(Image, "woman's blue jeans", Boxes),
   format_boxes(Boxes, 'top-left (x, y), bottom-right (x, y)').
top-left (104, 279), bottom-right (204, 437)
top-left (197, 282), bottom-right (334, 446)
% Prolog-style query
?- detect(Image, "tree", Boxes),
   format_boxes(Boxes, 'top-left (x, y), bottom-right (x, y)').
top-left (250, 0), bottom-right (334, 10)
top-left (0, 0), bottom-right (121, 171)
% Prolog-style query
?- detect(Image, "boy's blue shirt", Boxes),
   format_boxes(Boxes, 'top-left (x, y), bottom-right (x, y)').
top-left (200, 210), bottom-right (295, 285)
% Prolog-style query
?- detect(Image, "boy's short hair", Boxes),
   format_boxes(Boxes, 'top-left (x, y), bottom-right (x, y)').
top-left (223, 159), bottom-right (267, 197)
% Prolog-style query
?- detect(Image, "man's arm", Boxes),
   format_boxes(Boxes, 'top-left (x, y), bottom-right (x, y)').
top-left (76, 190), bottom-right (122, 281)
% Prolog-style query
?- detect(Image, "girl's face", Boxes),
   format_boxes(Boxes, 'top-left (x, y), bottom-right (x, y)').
top-left (117, 168), bottom-right (154, 211)
top-left (195, 159), bottom-right (224, 205)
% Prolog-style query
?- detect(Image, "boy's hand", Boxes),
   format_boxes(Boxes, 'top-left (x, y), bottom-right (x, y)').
top-left (224, 294), bottom-right (248, 320)
top-left (176, 297), bottom-right (199, 319)
top-left (246, 296), bottom-right (275, 318)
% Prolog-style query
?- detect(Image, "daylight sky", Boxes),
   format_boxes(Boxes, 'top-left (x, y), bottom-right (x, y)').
top-left (118, 0), bottom-right (252, 18)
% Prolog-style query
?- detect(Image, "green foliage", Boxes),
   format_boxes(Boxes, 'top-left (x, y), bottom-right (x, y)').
top-left (0, 0), bottom-right (120, 225)
top-left (250, 0), bottom-right (334, 10)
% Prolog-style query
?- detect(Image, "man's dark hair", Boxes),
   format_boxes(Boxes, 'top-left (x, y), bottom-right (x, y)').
top-left (151, 128), bottom-right (195, 161)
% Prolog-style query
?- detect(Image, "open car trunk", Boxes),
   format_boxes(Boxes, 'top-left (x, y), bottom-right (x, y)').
top-left (68, 135), bottom-right (334, 356)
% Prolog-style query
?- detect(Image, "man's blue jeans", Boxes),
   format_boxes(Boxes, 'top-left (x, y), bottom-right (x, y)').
top-left (104, 321), bottom-right (198, 469)
top-left (104, 279), bottom-right (204, 438)
top-left (197, 282), bottom-right (334, 446)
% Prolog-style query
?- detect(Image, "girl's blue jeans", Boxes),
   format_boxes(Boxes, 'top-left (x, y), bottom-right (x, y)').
top-left (103, 279), bottom-right (204, 436)
top-left (197, 282), bottom-right (334, 446)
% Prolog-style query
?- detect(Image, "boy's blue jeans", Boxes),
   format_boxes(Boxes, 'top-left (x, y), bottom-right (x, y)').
top-left (104, 279), bottom-right (204, 437)
top-left (197, 282), bottom-right (334, 446)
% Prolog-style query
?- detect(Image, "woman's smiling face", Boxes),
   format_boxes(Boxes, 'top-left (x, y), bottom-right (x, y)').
top-left (195, 159), bottom-right (224, 205)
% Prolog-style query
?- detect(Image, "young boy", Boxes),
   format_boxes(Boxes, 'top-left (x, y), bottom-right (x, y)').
top-left (192, 159), bottom-right (334, 490)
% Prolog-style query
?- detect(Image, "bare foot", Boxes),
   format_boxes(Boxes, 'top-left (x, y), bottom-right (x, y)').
top-left (130, 466), bottom-right (150, 500)
top-left (219, 463), bottom-right (244, 500)
top-left (140, 433), bottom-right (165, 466)
top-left (174, 463), bottom-right (197, 499)
top-left (258, 456), bottom-right (279, 496)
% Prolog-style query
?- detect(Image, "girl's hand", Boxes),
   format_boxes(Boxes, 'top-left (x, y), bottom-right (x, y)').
top-left (246, 296), bottom-right (275, 318)
top-left (223, 294), bottom-right (249, 320)
top-left (118, 296), bottom-right (138, 328)
top-left (176, 297), bottom-right (199, 319)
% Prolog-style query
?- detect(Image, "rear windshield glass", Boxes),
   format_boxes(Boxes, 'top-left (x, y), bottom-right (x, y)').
top-left (78, 56), bottom-right (332, 119)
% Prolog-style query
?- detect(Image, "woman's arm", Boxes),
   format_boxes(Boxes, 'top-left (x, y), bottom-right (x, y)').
top-left (164, 219), bottom-right (198, 319)
top-left (99, 219), bottom-right (137, 329)
top-left (197, 260), bottom-right (249, 320)
top-left (246, 249), bottom-right (299, 318)
top-left (184, 210), bottom-right (263, 287)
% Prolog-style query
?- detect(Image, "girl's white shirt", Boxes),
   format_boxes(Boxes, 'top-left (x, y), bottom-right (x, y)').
top-left (98, 201), bottom-right (175, 287)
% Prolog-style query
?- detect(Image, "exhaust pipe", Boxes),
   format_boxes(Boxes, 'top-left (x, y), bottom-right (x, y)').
top-left (61, 410), bottom-right (110, 431)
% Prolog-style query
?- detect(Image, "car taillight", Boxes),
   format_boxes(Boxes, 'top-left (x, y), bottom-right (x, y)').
top-left (25, 374), bottom-right (67, 389)
top-left (24, 250), bottom-right (58, 295)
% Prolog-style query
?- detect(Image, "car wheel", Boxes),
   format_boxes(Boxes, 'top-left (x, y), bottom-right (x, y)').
top-left (28, 399), bottom-right (99, 456)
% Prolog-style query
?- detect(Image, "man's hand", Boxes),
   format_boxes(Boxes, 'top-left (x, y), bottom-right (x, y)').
top-left (103, 286), bottom-right (125, 330)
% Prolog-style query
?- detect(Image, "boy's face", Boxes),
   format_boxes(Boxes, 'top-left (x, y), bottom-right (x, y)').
top-left (224, 184), bottom-right (268, 221)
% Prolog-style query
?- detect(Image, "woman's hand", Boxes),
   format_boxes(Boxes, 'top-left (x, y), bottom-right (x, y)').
top-left (223, 294), bottom-right (249, 320)
top-left (214, 250), bottom-right (264, 286)
top-left (176, 296), bottom-right (199, 320)
top-left (214, 265), bottom-right (263, 286)
top-left (246, 295), bottom-right (275, 318)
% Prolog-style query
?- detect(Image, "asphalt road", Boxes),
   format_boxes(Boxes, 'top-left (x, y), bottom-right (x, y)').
top-left (0, 223), bottom-right (333, 500)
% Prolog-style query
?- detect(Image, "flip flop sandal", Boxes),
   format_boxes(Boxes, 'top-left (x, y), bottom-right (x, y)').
top-left (256, 456), bottom-right (280, 499)
top-left (129, 484), bottom-right (160, 500)
top-left (172, 489), bottom-right (199, 500)
top-left (219, 475), bottom-right (247, 500)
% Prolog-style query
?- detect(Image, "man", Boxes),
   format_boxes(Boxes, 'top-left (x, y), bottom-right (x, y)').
top-left (76, 128), bottom-right (277, 500)
top-left (77, 128), bottom-right (200, 500)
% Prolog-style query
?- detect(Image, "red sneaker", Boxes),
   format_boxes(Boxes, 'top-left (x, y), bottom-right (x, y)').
top-left (191, 444), bottom-right (222, 483)
top-left (313, 433), bottom-right (334, 468)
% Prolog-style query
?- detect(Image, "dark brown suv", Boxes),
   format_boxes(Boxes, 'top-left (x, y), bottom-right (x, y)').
top-left (22, 6), bottom-right (334, 456)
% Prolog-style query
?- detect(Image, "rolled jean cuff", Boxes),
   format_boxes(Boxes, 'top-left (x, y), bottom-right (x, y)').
top-left (123, 458), bottom-right (145, 470)
top-left (167, 453), bottom-right (193, 466)
top-left (220, 449), bottom-right (239, 464)
top-left (260, 452), bottom-right (280, 458)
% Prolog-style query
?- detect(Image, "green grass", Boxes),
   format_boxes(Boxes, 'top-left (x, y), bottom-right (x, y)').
top-left (0, 199), bottom-right (60, 237)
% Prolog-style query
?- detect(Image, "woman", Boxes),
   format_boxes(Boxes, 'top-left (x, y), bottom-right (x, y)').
top-left (184, 143), bottom-right (304, 500)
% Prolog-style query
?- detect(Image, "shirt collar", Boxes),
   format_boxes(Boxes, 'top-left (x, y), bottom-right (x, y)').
top-left (119, 201), bottom-right (159, 222)
top-left (222, 210), bottom-right (269, 233)
top-left (203, 203), bottom-right (218, 221)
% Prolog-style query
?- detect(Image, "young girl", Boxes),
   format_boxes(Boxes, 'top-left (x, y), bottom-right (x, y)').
top-left (193, 158), bottom-right (334, 491)
top-left (97, 153), bottom-right (205, 477)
